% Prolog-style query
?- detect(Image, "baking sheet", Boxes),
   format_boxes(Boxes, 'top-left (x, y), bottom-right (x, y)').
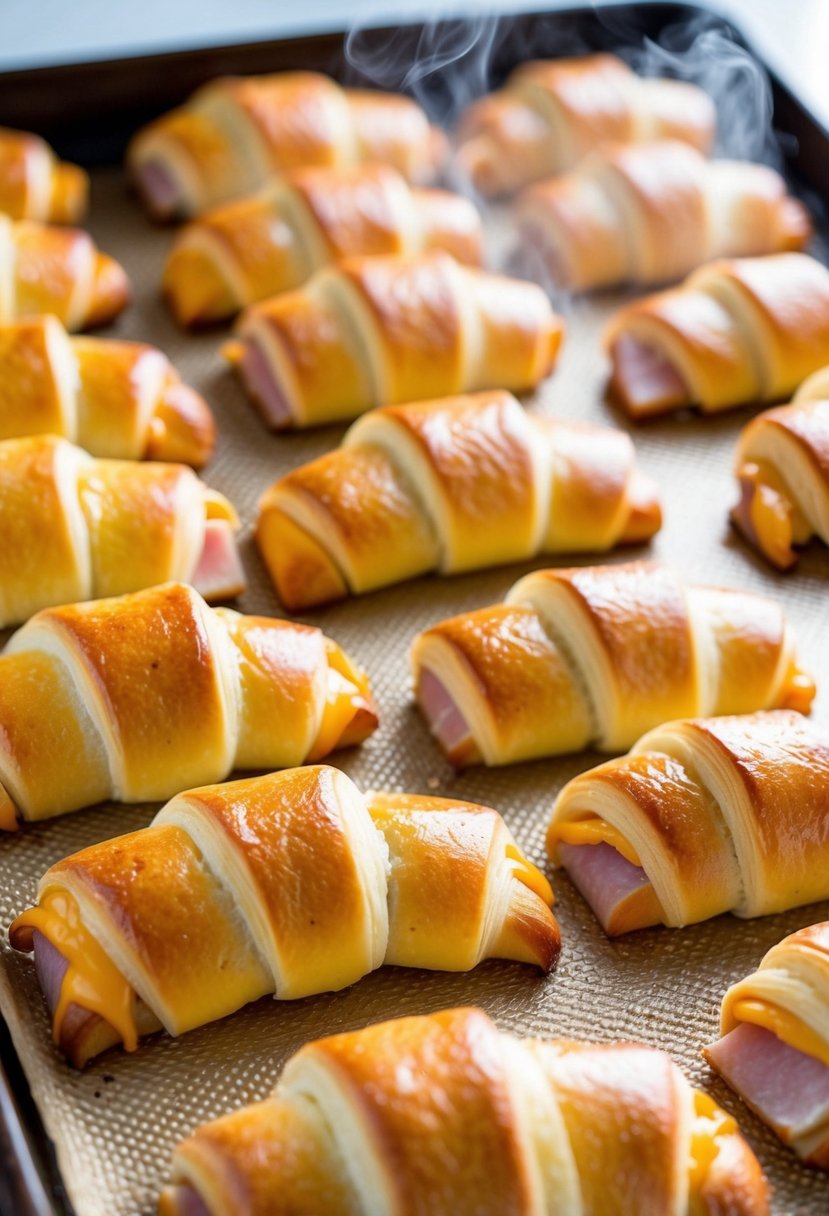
top-left (1, 163), bottom-right (828, 1216)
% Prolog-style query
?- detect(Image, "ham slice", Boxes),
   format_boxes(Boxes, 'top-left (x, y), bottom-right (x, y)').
top-left (609, 334), bottom-right (690, 419)
top-left (135, 160), bottom-right (184, 221)
top-left (707, 1023), bottom-right (829, 1153)
top-left (159, 1186), bottom-right (210, 1216)
top-left (557, 841), bottom-right (663, 936)
top-left (416, 668), bottom-right (481, 766)
top-left (238, 340), bottom-right (294, 429)
top-left (191, 518), bottom-right (246, 602)
top-left (31, 930), bottom-right (109, 1057)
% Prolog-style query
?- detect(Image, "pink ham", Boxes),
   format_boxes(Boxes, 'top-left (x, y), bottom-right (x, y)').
top-left (416, 668), bottom-right (481, 766)
top-left (31, 930), bottom-right (107, 1053)
top-left (609, 333), bottom-right (690, 419)
top-left (160, 1186), bottom-right (211, 1216)
top-left (707, 1023), bottom-right (829, 1153)
top-left (239, 340), bottom-right (295, 429)
top-left (557, 841), bottom-right (662, 936)
top-left (190, 518), bottom-right (246, 602)
top-left (135, 159), bottom-right (185, 221)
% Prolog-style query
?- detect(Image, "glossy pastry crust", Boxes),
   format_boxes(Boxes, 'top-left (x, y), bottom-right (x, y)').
top-left (0, 434), bottom-right (243, 626)
top-left (163, 162), bottom-right (483, 325)
top-left (225, 250), bottom-right (564, 430)
top-left (158, 1005), bottom-right (768, 1216)
top-left (517, 140), bottom-right (810, 291)
top-left (0, 582), bottom-right (378, 826)
top-left (0, 127), bottom-right (88, 223)
top-left (0, 315), bottom-right (215, 466)
top-left (732, 388), bottom-right (829, 570)
top-left (456, 53), bottom-right (715, 196)
top-left (9, 772), bottom-right (558, 1065)
top-left (0, 215), bottom-right (129, 329)
top-left (548, 710), bottom-right (829, 934)
top-left (605, 253), bottom-right (829, 418)
top-left (257, 389), bottom-right (661, 610)
top-left (128, 70), bottom-right (446, 220)
top-left (411, 560), bottom-right (813, 766)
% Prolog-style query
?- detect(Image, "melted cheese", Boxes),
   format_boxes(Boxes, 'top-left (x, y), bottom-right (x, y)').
top-left (688, 1090), bottom-right (737, 1192)
top-left (0, 780), bottom-right (18, 831)
top-left (731, 997), bottom-right (829, 1069)
top-left (505, 843), bottom-right (554, 906)
top-left (309, 640), bottom-right (373, 761)
top-left (549, 817), bottom-right (642, 867)
top-left (13, 888), bottom-right (138, 1052)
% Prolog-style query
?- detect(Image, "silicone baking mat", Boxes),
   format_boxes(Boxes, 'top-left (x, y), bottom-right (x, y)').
top-left (1, 160), bottom-right (828, 1214)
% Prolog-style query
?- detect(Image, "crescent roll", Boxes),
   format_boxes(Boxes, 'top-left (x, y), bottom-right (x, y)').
top-left (0, 127), bottom-right (88, 223)
top-left (0, 315), bottom-right (215, 467)
top-left (128, 71), bottom-right (446, 221)
top-left (163, 162), bottom-right (483, 326)
top-left (0, 215), bottom-right (129, 329)
top-left (456, 53), bottom-right (715, 197)
top-left (706, 922), bottom-right (829, 1167)
top-left (225, 250), bottom-right (564, 430)
top-left (0, 582), bottom-right (377, 828)
top-left (158, 1006), bottom-right (769, 1216)
top-left (410, 561), bottom-right (814, 767)
top-left (732, 375), bottom-right (829, 569)
top-left (517, 140), bottom-right (810, 292)
top-left (9, 768), bottom-right (559, 1066)
top-left (258, 389), bottom-right (662, 611)
top-left (0, 435), bottom-right (244, 627)
top-left (547, 710), bottom-right (829, 936)
top-left (605, 253), bottom-right (829, 419)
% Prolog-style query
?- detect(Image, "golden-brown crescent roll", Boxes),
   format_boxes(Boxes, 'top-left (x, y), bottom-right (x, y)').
top-left (156, 1006), bottom-right (769, 1216)
top-left (0, 215), bottom-right (129, 329)
top-left (731, 381), bottom-right (829, 569)
top-left (0, 315), bottom-right (215, 466)
top-left (163, 162), bottom-right (483, 325)
top-left (257, 389), bottom-right (662, 610)
top-left (456, 53), bottom-right (716, 196)
top-left (0, 582), bottom-right (377, 828)
top-left (9, 770), bottom-right (559, 1066)
top-left (128, 71), bottom-right (446, 220)
top-left (224, 250), bottom-right (564, 430)
top-left (0, 435), bottom-right (244, 626)
top-left (410, 561), bottom-right (814, 767)
top-left (517, 140), bottom-right (810, 291)
top-left (0, 127), bottom-right (88, 223)
top-left (548, 710), bottom-right (829, 936)
top-left (706, 921), bottom-right (829, 1167)
top-left (604, 253), bottom-right (829, 419)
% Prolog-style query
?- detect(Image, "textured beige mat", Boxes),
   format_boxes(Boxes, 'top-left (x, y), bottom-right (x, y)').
top-left (1, 166), bottom-right (828, 1215)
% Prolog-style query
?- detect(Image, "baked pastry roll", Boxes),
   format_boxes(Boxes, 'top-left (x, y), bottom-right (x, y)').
top-left (0, 582), bottom-right (377, 828)
top-left (410, 561), bottom-right (813, 767)
top-left (9, 769), bottom-right (559, 1066)
top-left (0, 435), bottom-right (244, 627)
top-left (225, 250), bottom-right (564, 430)
top-left (163, 162), bottom-right (483, 326)
top-left (517, 140), bottom-right (810, 292)
top-left (258, 389), bottom-right (662, 611)
top-left (706, 921), bottom-right (829, 1167)
top-left (157, 1005), bottom-right (769, 1216)
top-left (605, 252), bottom-right (829, 419)
top-left (731, 372), bottom-right (829, 569)
top-left (0, 315), bottom-right (215, 467)
top-left (0, 215), bottom-right (129, 329)
top-left (128, 71), bottom-right (445, 220)
top-left (0, 127), bottom-right (88, 223)
top-left (456, 53), bottom-right (715, 196)
top-left (548, 710), bottom-right (829, 936)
